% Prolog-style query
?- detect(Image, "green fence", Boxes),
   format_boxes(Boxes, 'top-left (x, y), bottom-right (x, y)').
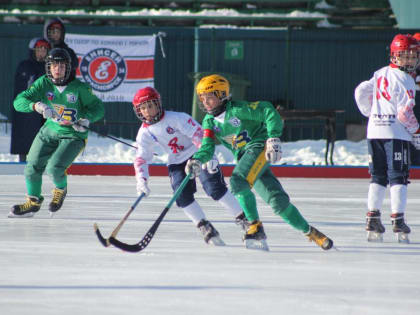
top-left (1, 24), bottom-right (417, 142)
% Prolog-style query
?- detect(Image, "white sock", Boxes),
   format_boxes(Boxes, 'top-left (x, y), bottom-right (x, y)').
top-left (367, 183), bottom-right (386, 211)
top-left (217, 190), bottom-right (243, 218)
top-left (182, 200), bottom-right (206, 225)
top-left (390, 184), bottom-right (407, 214)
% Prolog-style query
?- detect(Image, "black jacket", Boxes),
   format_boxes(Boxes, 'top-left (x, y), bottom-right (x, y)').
top-left (10, 38), bottom-right (47, 155)
top-left (44, 18), bottom-right (79, 73)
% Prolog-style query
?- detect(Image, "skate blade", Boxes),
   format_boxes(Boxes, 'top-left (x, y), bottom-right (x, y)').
top-left (8, 211), bottom-right (34, 218)
top-left (244, 239), bottom-right (269, 251)
top-left (208, 236), bottom-right (226, 246)
top-left (49, 211), bottom-right (56, 218)
top-left (321, 239), bottom-right (334, 250)
top-left (367, 231), bottom-right (383, 242)
top-left (396, 232), bottom-right (410, 244)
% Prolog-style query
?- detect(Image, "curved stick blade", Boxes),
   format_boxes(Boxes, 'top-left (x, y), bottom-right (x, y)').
top-left (109, 207), bottom-right (169, 253)
top-left (94, 223), bottom-right (110, 247)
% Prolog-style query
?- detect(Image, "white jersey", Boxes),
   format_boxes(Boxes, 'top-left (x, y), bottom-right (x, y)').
top-left (354, 65), bottom-right (418, 141)
top-left (133, 111), bottom-right (203, 181)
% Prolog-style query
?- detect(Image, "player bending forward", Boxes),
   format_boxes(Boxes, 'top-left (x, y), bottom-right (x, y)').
top-left (9, 48), bottom-right (104, 218)
top-left (132, 87), bottom-right (247, 245)
top-left (354, 34), bottom-right (419, 243)
top-left (186, 74), bottom-right (333, 251)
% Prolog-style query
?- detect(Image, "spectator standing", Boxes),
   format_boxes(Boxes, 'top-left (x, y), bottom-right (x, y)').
top-left (10, 38), bottom-right (50, 162)
top-left (43, 18), bottom-right (78, 76)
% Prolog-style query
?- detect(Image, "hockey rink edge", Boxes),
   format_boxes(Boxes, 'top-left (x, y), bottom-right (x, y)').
top-left (2, 162), bottom-right (420, 178)
top-left (3, 161), bottom-right (420, 178)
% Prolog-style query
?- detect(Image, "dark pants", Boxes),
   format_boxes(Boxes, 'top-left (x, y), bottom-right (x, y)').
top-left (168, 159), bottom-right (227, 208)
top-left (368, 139), bottom-right (410, 187)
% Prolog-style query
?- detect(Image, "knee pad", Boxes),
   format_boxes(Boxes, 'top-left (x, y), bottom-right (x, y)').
top-left (389, 170), bottom-right (409, 186)
top-left (201, 180), bottom-right (227, 201)
top-left (206, 186), bottom-right (227, 201)
top-left (230, 173), bottom-right (248, 195)
top-left (371, 175), bottom-right (388, 187)
top-left (271, 192), bottom-right (291, 216)
top-left (24, 163), bottom-right (43, 182)
top-left (175, 194), bottom-right (195, 208)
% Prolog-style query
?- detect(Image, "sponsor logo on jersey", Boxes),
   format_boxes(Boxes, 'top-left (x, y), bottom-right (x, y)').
top-left (79, 48), bottom-right (126, 92)
top-left (372, 114), bottom-right (396, 119)
top-left (66, 93), bottom-right (77, 103)
top-left (166, 126), bottom-right (175, 134)
top-left (46, 91), bottom-right (54, 101)
top-left (228, 117), bottom-right (241, 127)
top-left (52, 104), bottom-right (78, 123)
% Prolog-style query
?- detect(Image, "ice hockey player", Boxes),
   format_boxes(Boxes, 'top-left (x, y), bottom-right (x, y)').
top-left (354, 34), bottom-right (419, 243)
top-left (185, 74), bottom-right (334, 251)
top-left (9, 48), bottom-right (104, 218)
top-left (131, 86), bottom-right (248, 246)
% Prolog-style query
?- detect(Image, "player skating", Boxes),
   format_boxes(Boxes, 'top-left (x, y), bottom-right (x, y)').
top-left (354, 34), bottom-right (419, 243)
top-left (131, 87), bottom-right (247, 246)
top-left (9, 48), bottom-right (104, 218)
top-left (185, 74), bottom-right (333, 251)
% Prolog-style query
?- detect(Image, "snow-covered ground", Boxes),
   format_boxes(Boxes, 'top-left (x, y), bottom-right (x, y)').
top-left (0, 122), bottom-right (369, 166)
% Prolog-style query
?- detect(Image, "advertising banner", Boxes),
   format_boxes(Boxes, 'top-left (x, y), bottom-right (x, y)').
top-left (66, 34), bottom-right (155, 102)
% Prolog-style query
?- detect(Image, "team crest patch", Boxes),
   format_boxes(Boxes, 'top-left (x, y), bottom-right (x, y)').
top-left (66, 93), bottom-right (77, 103)
top-left (46, 91), bottom-right (54, 101)
top-left (166, 126), bottom-right (175, 134)
top-left (228, 117), bottom-right (241, 127)
top-left (79, 48), bottom-right (126, 92)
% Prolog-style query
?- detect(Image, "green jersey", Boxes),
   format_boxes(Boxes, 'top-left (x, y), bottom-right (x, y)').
top-left (14, 75), bottom-right (104, 140)
top-left (193, 99), bottom-right (283, 162)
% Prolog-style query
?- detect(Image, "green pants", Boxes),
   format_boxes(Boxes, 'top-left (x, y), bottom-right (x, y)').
top-left (230, 145), bottom-right (309, 233)
top-left (24, 126), bottom-right (86, 197)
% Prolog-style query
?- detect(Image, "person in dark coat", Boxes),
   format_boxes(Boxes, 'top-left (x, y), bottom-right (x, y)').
top-left (10, 38), bottom-right (51, 162)
top-left (43, 18), bottom-right (78, 77)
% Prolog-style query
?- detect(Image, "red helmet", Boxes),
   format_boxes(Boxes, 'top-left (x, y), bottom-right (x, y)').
top-left (132, 87), bottom-right (163, 124)
top-left (390, 34), bottom-right (418, 72)
top-left (413, 33), bottom-right (420, 53)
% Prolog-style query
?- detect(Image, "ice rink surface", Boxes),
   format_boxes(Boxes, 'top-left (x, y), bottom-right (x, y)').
top-left (1, 175), bottom-right (420, 315)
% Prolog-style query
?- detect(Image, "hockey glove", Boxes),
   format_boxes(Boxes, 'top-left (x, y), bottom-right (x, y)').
top-left (202, 155), bottom-right (219, 174)
top-left (265, 138), bottom-right (282, 163)
top-left (136, 177), bottom-right (150, 197)
top-left (34, 102), bottom-right (55, 119)
top-left (185, 159), bottom-right (202, 178)
top-left (72, 119), bottom-right (90, 132)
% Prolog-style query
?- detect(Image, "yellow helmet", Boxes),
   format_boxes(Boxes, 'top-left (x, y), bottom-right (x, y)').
top-left (196, 74), bottom-right (230, 101)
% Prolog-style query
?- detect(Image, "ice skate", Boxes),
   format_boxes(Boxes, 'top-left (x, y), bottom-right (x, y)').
top-left (235, 212), bottom-right (249, 232)
top-left (391, 213), bottom-right (410, 244)
top-left (243, 220), bottom-right (269, 251)
top-left (9, 196), bottom-right (44, 218)
top-left (366, 210), bottom-right (385, 242)
top-left (49, 187), bottom-right (67, 217)
top-left (197, 219), bottom-right (225, 246)
top-left (305, 226), bottom-right (333, 250)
